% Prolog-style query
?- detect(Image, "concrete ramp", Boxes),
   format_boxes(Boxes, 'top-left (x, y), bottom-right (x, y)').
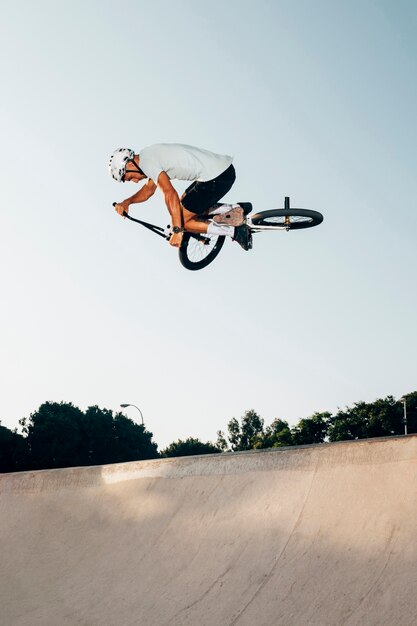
top-left (1, 436), bottom-right (417, 625)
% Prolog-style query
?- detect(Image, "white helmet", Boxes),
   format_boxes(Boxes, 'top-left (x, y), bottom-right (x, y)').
top-left (109, 148), bottom-right (135, 182)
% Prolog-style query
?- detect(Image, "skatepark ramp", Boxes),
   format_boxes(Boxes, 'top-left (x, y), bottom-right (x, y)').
top-left (1, 435), bottom-right (417, 625)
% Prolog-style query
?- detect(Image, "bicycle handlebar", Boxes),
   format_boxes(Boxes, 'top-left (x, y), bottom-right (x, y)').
top-left (112, 202), bottom-right (168, 239)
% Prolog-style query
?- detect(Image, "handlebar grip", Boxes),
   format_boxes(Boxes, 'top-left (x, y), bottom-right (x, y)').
top-left (113, 202), bottom-right (128, 218)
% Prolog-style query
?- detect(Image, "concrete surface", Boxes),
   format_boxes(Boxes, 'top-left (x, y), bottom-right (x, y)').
top-left (1, 436), bottom-right (417, 626)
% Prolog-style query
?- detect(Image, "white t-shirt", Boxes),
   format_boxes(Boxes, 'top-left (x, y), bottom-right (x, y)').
top-left (139, 143), bottom-right (233, 183)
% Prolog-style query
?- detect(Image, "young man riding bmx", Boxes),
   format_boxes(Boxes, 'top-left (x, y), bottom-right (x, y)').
top-left (109, 143), bottom-right (252, 251)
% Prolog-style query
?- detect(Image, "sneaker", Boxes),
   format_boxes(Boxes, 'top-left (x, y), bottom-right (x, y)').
top-left (213, 203), bottom-right (253, 227)
top-left (238, 202), bottom-right (253, 216)
top-left (213, 206), bottom-right (244, 226)
top-left (233, 224), bottom-right (252, 251)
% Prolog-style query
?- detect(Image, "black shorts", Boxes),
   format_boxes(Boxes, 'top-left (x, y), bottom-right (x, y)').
top-left (181, 164), bottom-right (236, 215)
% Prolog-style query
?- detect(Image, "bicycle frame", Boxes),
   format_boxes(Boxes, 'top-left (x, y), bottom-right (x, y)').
top-left (123, 212), bottom-right (167, 238)
top-left (247, 217), bottom-right (293, 233)
top-left (122, 211), bottom-right (210, 244)
top-left (123, 211), bottom-right (290, 238)
top-left (117, 196), bottom-right (323, 271)
top-left (118, 193), bottom-right (320, 240)
top-left (247, 197), bottom-right (298, 232)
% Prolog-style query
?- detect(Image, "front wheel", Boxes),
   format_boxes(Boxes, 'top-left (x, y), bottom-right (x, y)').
top-left (179, 232), bottom-right (225, 270)
top-left (250, 208), bottom-right (323, 230)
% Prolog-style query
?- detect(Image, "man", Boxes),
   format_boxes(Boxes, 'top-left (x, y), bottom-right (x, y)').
top-left (109, 144), bottom-right (252, 250)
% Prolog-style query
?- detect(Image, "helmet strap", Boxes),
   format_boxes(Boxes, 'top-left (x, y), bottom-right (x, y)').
top-left (127, 158), bottom-right (145, 177)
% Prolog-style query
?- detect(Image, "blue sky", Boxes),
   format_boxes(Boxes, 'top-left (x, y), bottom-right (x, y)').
top-left (1, 0), bottom-right (416, 448)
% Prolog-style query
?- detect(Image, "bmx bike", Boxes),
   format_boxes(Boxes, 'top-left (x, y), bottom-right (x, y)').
top-left (114, 196), bottom-right (323, 271)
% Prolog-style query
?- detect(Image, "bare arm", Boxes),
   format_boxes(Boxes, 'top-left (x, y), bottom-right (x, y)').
top-left (157, 172), bottom-right (183, 248)
top-left (114, 178), bottom-right (157, 217)
top-left (123, 178), bottom-right (157, 205)
top-left (157, 172), bottom-right (182, 230)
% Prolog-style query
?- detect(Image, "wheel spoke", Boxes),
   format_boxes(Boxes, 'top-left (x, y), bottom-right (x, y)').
top-left (264, 215), bottom-right (314, 225)
top-left (187, 235), bottom-right (218, 262)
top-left (179, 232), bottom-right (226, 270)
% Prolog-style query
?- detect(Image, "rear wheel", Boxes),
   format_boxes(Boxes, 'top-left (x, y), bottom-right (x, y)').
top-left (179, 232), bottom-right (226, 270)
top-left (250, 208), bottom-right (323, 230)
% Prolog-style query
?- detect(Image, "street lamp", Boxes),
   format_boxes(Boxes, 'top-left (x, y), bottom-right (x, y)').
top-left (120, 403), bottom-right (144, 426)
top-left (399, 396), bottom-right (408, 436)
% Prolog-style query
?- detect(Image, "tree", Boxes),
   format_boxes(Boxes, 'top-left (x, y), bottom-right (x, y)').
top-left (328, 396), bottom-right (406, 442)
top-left (20, 401), bottom-right (86, 469)
top-left (82, 405), bottom-right (115, 465)
top-left (328, 403), bottom-right (369, 442)
top-left (216, 430), bottom-right (229, 452)
top-left (259, 418), bottom-right (294, 449)
top-left (218, 415), bottom-right (293, 451)
top-left (111, 412), bottom-right (158, 462)
top-left (366, 396), bottom-right (404, 437)
top-left (223, 410), bottom-right (265, 451)
top-left (0, 424), bottom-right (29, 473)
top-left (162, 437), bottom-right (221, 458)
top-left (19, 402), bottom-right (158, 470)
top-left (291, 412), bottom-right (331, 445)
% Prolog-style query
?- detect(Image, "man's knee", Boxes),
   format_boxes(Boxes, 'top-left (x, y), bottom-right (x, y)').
top-left (183, 209), bottom-right (196, 225)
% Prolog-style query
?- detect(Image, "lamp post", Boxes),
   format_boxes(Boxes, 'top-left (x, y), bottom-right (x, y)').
top-left (399, 396), bottom-right (408, 436)
top-left (120, 403), bottom-right (144, 426)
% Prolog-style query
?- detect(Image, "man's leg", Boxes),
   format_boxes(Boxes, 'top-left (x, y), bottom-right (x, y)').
top-left (179, 174), bottom-right (251, 250)
top-left (181, 203), bottom-right (209, 234)
top-left (179, 173), bottom-right (235, 233)
top-left (181, 203), bottom-right (237, 239)
top-left (181, 199), bottom-right (252, 250)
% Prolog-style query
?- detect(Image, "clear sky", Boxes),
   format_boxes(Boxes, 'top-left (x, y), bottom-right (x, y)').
top-left (1, 0), bottom-right (416, 448)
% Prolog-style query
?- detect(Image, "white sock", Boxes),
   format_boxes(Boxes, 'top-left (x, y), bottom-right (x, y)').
top-left (207, 222), bottom-right (234, 237)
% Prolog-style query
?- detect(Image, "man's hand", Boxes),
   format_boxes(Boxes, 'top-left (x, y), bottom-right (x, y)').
top-left (169, 232), bottom-right (183, 248)
top-left (114, 200), bottom-right (130, 217)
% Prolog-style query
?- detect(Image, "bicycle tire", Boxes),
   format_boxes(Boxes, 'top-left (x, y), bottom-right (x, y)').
top-left (250, 208), bottom-right (323, 229)
top-left (179, 232), bottom-right (226, 270)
